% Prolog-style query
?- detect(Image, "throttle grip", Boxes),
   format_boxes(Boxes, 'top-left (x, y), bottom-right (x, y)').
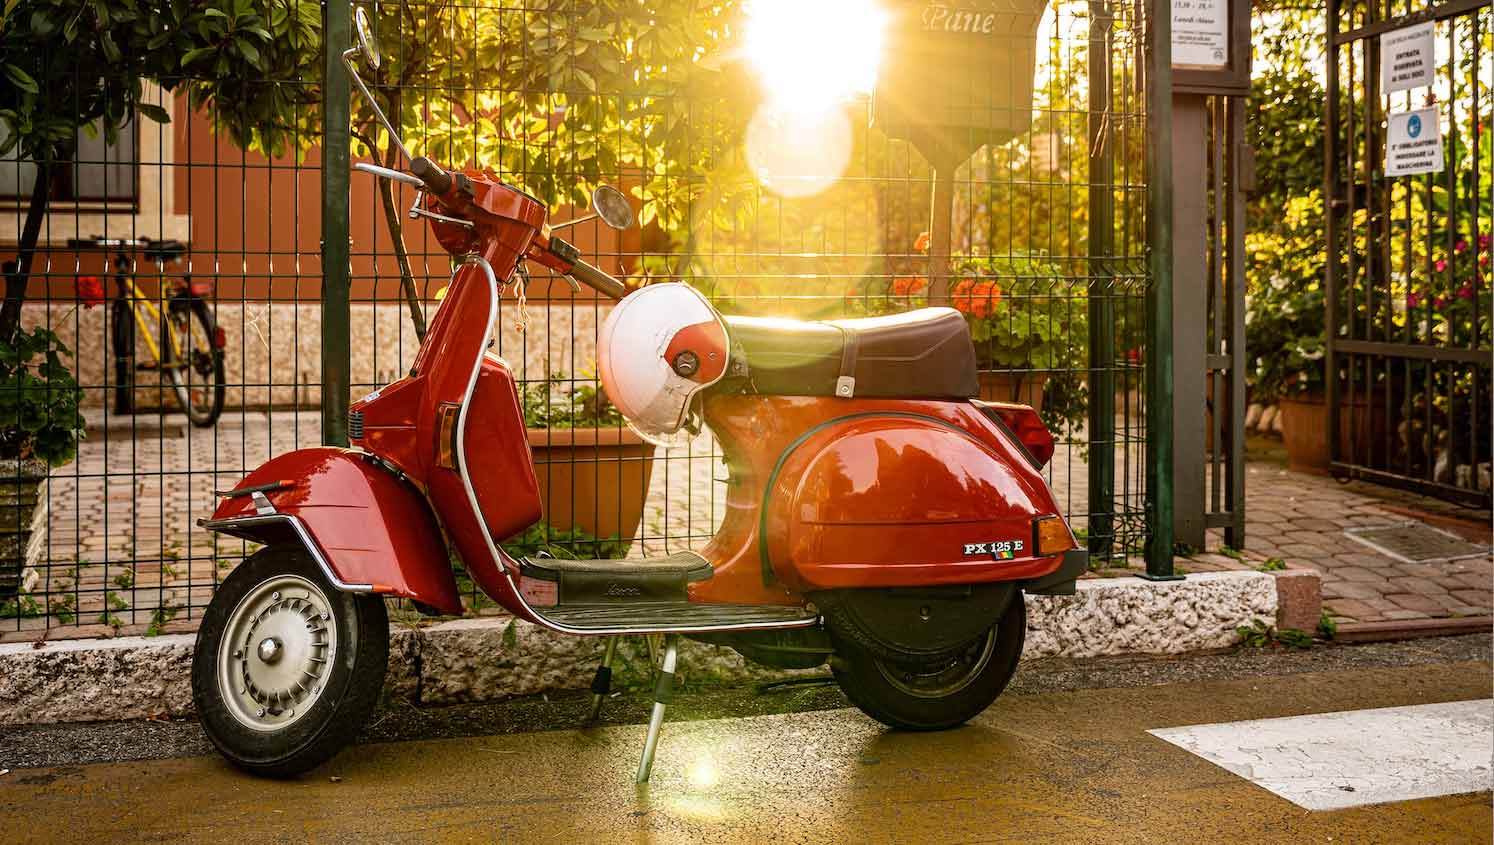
top-left (410, 157), bottom-right (452, 194)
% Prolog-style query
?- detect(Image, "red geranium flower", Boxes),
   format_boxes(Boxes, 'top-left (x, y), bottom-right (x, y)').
top-left (913, 231), bottom-right (931, 253)
top-left (75, 275), bottom-right (104, 309)
top-left (891, 276), bottom-right (928, 297)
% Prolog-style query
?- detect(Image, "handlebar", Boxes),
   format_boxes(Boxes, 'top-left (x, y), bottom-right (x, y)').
top-left (566, 258), bottom-right (628, 300)
top-left (352, 161), bottom-right (423, 188)
top-left (410, 157), bottom-right (452, 194)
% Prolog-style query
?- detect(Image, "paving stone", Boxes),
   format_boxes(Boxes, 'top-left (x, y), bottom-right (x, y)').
top-left (1324, 598), bottom-right (1375, 622)
top-left (1326, 580), bottom-right (1390, 600)
top-left (1333, 566), bottom-right (1396, 583)
top-left (1384, 593), bottom-right (1448, 614)
top-left (1450, 590), bottom-right (1493, 609)
top-left (1381, 609), bottom-right (1432, 620)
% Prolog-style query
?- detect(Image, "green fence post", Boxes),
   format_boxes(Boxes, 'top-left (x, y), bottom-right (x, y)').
top-left (321, 0), bottom-right (353, 447)
top-left (1143, 0), bottom-right (1179, 579)
top-left (1086, 0), bottom-right (1116, 564)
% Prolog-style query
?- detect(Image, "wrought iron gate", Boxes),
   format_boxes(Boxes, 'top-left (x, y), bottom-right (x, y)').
top-left (1325, 0), bottom-right (1493, 506)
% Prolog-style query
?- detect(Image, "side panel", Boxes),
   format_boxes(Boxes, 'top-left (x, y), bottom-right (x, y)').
top-left (210, 447), bottom-right (463, 615)
top-left (766, 415), bottom-right (1063, 590)
top-left (692, 395), bottom-right (1071, 601)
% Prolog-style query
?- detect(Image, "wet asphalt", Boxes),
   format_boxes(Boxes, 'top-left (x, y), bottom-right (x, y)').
top-left (1, 633), bottom-right (1487, 771)
top-left (0, 634), bottom-right (1489, 844)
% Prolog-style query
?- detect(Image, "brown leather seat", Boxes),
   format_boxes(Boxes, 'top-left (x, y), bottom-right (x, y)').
top-left (723, 307), bottom-right (978, 399)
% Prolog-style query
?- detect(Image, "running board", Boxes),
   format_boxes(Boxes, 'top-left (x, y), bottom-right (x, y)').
top-left (534, 600), bottom-right (817, 634)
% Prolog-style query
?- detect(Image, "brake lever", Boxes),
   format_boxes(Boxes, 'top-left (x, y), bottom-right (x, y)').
top-left (353, 161), bottom-right (423, 188)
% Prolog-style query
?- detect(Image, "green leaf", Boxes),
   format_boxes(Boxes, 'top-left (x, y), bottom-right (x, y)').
top-left (3, 64), bottom-right (37, 94)
top-left (136, 103), bottom-right (170, 124)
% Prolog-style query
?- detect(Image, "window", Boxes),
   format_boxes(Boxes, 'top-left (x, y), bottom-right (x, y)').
top-left (0, 117), bottom-right (139, 203)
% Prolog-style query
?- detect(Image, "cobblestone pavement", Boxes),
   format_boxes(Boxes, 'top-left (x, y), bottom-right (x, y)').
top-left (5, 410), bottom-right (1488, 640)
top-left (1199, 460), bottom-right (1492, 626)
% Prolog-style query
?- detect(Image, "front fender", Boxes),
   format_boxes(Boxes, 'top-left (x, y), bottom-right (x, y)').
top-left (205, 447), bottom-right (463, 616)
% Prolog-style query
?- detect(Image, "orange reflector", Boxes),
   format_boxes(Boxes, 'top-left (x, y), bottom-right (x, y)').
top-left (1034, 515), bottom-right (1076, 556)
top-left (435, 403), bottom-right (460, 469)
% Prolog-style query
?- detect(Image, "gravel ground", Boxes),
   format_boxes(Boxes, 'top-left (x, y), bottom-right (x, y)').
top-left (2, 633), bottom-right (1487, 772)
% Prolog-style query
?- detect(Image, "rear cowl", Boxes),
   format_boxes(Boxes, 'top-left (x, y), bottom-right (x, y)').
top-left (761, 407), bottom-right (1073, 591)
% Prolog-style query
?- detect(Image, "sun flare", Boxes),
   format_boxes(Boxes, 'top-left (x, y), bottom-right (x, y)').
top-left (745, 0), bottom-right (888, 113)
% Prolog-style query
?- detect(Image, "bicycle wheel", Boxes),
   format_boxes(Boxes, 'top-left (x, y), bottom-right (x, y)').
top-left (164, 295), bottom-right (226, 427)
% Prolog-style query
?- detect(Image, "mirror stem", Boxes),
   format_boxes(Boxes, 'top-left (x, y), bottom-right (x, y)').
top-left (341, 48), bottom-right (412, 162)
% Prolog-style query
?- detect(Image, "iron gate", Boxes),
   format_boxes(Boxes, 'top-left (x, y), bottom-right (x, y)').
top-left (1325, 0), bottom-right (1493, 507)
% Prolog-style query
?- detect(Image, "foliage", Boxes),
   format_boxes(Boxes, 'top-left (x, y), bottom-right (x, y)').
top-left (1236, 619), bottom-right (1314, 650)
top-left (0, 326), bottom-right (85, 466)
top-left (500, 521), bottom-right (629, 561)
top-left (1254, 557), bottom-right (1287, 572)
top-left (1316, 610), bottom-right (1337, 641)
top-left (520, 373), bottom-right (623, 429)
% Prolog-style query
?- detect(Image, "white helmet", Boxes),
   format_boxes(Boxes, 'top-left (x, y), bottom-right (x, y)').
top-left (598, 283), bottom-right (730, 446)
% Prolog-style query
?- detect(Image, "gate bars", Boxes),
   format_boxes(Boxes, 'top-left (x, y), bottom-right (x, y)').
top-left (1325, 0), bottom-right (1493, 506)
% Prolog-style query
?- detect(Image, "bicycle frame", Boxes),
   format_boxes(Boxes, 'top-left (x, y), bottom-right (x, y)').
top-left (113, 256), bottom-right (191, 365)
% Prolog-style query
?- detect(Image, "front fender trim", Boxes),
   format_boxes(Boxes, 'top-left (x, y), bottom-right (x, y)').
top-left (202, 513), bottom-right (379, 594)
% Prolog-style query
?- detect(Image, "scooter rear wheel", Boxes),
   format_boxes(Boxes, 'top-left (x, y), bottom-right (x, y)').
top-left (192, 546), bottom-right (388, 777)
top-left (831, 592), bottom-right (1025, 731)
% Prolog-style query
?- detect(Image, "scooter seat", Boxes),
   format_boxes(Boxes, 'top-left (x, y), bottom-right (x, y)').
top-left (723, 307), bottom-right (979, 399)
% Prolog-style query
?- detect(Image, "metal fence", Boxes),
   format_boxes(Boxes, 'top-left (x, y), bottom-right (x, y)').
top-left (2, 0), bottom-right (1159, 636)
top-left (1325, 0), bottom-right (1492, 507)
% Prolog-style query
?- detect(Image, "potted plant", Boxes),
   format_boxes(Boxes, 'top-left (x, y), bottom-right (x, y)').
top-left (522, 373), bottom-right (657, 545)
top-left (857, 236), bottom-right (1089, 440)
top-left (1, 326), bottom-right (85, 597)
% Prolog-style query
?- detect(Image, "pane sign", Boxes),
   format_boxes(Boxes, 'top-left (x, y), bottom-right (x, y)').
top-left (1380, 22), bottom-right (1435, 94)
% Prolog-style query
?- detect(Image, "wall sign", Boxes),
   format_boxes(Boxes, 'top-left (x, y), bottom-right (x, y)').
top-left (1386, 107), bottom-right (1444, 177)
top-left (1170, 0), bottom-right (1249, 96)
top-left (1172, 0), bottom-right (1229, 69)
top-left (1380, 22), bottom-right (1435, 94)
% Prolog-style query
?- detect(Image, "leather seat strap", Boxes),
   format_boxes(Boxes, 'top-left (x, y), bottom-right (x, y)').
top-left (835, 326), bottom-right (860, 398)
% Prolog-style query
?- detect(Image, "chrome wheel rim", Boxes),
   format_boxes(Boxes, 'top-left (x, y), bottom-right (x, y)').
top-left (873, 627), bottom-right (998, 700)
top-left (217, 574), bottom-right (337, 732)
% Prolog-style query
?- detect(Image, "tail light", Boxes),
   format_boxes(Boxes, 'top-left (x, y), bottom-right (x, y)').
top-left (211, 326), bottom-right (227, 349)
top-left (977, 401), bottom-right (1054, 468)
top-left (188, 280), bottom-right (212, 297)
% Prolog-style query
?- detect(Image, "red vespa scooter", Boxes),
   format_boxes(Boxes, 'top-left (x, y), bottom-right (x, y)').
top-left (190, 8), bottom-right (1087, 783)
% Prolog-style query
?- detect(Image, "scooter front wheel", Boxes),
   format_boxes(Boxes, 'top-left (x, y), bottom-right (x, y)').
top-left (831, 592), bottom-right (1025, 731)
top-left (192, 546), bottom-right (388, 777)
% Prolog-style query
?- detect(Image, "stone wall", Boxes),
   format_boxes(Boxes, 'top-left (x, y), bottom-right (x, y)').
top-left (21, 299), bottom-right (610, 410)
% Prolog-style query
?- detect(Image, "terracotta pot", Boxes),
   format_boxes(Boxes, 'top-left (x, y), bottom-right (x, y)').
top-left (978, 371), bottom-right (1047, 413)
top-left (526, 426), bottom-right (657, 543)
top-left (0, 458), bottom-right (48, 598)
top-left (1278, 393), bottom-right (1393, 475)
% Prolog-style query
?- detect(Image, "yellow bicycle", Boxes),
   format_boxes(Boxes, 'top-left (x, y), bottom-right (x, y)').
top-left (70, 237), bottom-right (226, 427)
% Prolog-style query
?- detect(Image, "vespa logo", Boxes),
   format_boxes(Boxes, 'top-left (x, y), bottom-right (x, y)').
top-left (604, 583), bottom-right (642, 597)
top-left (962, 539), bottom-right (1025, 560)
top-left (922, 4), bottom-right (1000, 34)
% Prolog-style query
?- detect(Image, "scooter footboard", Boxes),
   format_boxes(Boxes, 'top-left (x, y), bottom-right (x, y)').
top-left (204, 447), bottom-right (464, 615)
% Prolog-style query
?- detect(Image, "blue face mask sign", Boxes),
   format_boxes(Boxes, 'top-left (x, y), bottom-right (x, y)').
top-left (1386, 107), bottom-right (1442, 177)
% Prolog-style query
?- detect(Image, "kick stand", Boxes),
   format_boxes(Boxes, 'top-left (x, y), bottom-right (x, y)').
top-left (635, 633), bottom-right (679, 784)
top-left (587, 637), bottom-right (619, 723)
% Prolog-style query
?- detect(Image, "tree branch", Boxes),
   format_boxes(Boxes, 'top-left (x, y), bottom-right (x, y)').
top-left (0, 162), bottom-right (51, 343)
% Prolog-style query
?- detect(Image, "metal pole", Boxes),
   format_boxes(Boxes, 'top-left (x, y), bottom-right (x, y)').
top-left (1086, 0), bottom-right (1116, 563)
top-left (1170, 94), bottom-right (1208, 550)
top-left (1143, 0), bottom-right (1178, 579)
top-left (588, 636), bottom-right (619, 722)
top-left (321, 0), bottom-right (353, 447)
top-left (928, 159), bottom-right (957, 306)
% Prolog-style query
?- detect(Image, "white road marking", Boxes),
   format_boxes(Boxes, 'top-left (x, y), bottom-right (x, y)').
top-left (1149, 699), bottom-right (1493, 811)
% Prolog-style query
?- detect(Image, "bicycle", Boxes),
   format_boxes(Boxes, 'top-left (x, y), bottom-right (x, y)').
top-left (70, 237), bottom-right (227, 427)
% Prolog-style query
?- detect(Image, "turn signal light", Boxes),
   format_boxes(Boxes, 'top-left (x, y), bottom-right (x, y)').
top-left (1034, 515), bottom-right (1076, 556)
top-left (435, 403), bottom-right (460, 469)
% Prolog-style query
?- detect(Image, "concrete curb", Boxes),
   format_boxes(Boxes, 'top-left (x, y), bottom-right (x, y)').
top-left (0, 572), bottom-right (1277, 726)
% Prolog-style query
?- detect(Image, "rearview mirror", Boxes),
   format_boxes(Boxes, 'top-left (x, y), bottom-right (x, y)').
top-left (354, 6), bottom-right (381, 70)
top-left (592, 185), bottom-right (634, 230)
